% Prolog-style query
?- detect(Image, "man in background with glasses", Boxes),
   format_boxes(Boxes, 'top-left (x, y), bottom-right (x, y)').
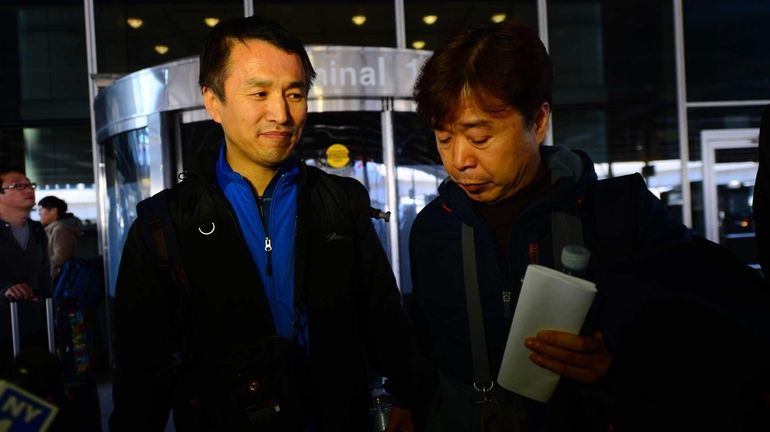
top-left (0, 166), bottom-right (49, 372)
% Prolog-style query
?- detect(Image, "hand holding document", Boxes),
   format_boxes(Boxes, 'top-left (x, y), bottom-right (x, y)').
top-left (497, 264), bottom-right (597, 402)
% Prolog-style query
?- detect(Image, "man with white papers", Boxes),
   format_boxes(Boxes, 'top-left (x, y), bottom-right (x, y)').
top-left (408, 20), bottom-right (690, 432)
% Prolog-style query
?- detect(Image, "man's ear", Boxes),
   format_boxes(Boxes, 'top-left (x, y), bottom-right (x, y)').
top-left (202, 87), bottom-right (223, 124)
top-left (534, 102), bottom-right (551, 145)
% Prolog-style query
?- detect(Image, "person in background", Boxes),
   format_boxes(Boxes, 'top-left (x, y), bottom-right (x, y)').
top-left (408, 20), bottom-right (691, 431)
top-left (110, 15), bottom-right (432, 432)
top-left (38, 195), bottom-right (82, 280)
top-left (0, 166), bottom-right (49, 372)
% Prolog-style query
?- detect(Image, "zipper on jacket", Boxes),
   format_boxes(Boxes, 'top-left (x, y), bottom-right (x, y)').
top-left (256, 195), bottom-right (273, 277)
top-left (264, 236), bottom-right (272, 275)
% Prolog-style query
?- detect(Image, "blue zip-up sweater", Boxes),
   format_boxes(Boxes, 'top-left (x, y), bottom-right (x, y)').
top-left (216, 145), bottom-right (298, 339)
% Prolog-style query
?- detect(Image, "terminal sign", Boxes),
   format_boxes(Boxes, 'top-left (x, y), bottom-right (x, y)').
top-left (307, 46), bottom-right (431, 99)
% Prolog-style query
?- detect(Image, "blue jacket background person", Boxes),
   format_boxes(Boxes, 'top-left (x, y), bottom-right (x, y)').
top-left (408, 20), bottom-right (693, 432)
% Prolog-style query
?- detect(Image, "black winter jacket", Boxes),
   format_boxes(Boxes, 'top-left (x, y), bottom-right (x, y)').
top-left (0, 219), bottom-right (49, 370)
top-left (110, 151), bottom-right (430, 431)
top-left (409, 146), bottom-right (690, 431)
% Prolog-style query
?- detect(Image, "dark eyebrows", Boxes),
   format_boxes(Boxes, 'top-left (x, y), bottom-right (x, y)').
top-left (286, 81), bottom-right (306, 93)
top-left (243, 78), bottom-right (306, 93)
top-left (458, 119), bottom-right (493, 130)
top-left (244, 78), bottom-right (271, 88)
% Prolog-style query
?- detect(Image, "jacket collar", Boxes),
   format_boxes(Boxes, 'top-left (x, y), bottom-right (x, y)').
top-left (438, 145), bottom-right (598, 223)
top-left (185, 143), bottom-right (309, 191)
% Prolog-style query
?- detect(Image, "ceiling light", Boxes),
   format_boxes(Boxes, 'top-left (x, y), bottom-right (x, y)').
top-left (491, 13), bottom-right (507, 23)
top-left (204, 17), bottom-right (220, 28)
top-left (154, 45), bottom-right (169, 55)
top-left (351, 15), bottom-right (367, 26)
top-left (126, 17), bottom-right (143, 29)
top-left (422, 15), bottom-right (438, 25)
top-left (411, 40), bottom-right (426, 49)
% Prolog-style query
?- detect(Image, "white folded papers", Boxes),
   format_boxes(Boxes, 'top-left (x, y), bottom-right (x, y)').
top-left (497, 264), bottom-right (597, 402)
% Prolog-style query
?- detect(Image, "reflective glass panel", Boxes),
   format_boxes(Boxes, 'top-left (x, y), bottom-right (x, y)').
top-left (686, 105), bottom-right (765, 240)
top-left (404, 1), bottom-right (537, 51)
top-left (257, 1), bottom-right (396, 47)
top-left (394, 112), bottom-right (444, 293)
top-left (550, 0), bottom-right (677, 165)
top-left (0, 2), bottom-right (88, 122)
top-left (102, 127), bottom-right (152, 295)
top-left (94, 1), bottom-right (244, 73)
top-left (684, 0), bottom-right (770, 102)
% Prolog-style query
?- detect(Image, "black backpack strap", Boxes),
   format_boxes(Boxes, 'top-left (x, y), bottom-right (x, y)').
top-left (136, 189), bottom-right (193, 364)
top-left (461, 223), bottom-right (494, 398)
top-left (551, 211), bottom-right (584, 266)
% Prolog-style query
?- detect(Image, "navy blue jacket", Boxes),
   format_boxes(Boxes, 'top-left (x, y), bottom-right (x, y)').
top-left (409, 146), bottom-right (690, 430)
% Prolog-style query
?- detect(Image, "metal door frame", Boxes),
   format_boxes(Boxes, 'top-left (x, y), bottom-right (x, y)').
top-left (700, 128), bottom-right (759, 242)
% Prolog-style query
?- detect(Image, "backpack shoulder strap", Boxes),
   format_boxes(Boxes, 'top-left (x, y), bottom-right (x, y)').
top-left (587, 173), bottom-right (643, 267)
top-left (136, 188), bottom-right (193, 363)
top-left (551, 212), bottom-right (584, 267)
top-left (137, 189), bottom-right (182, 271)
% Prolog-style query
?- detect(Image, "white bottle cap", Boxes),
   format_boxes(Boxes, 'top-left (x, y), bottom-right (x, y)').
top-left (561, 245), bottom-right (591, 271)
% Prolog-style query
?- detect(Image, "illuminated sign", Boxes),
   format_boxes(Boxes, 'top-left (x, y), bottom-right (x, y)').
top-left (307, 46), bottom-right (431, 98)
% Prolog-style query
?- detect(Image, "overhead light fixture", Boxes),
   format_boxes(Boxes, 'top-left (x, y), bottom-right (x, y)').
top-left (126, 17), bottom-right (143, 29)
top-left (154, 44), bottom-right (169, 55)
top-left (422, 15), bottom-right (438, 25)
top-left (204, 17), bottom-right (220, 28)
top-left (491, 13), bottom-right (507, 23)
top-left (351, 15), bottom-right (367, 26)
top-left (412, 40), bottom-right (426, 49)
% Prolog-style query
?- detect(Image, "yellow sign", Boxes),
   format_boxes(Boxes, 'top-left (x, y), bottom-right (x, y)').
top-left (326, 144), bottom-right (350, 168)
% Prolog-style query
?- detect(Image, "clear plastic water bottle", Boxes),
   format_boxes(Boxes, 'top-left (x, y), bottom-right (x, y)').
top-left (370, 389), bottom-right (392, 432)
top-left (561, 245), bottom-right (597, 335)
top-left (560, 245), bottom-right (591, 278)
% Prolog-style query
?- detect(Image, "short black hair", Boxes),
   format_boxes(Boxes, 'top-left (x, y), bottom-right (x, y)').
top-left (0, 165), bottom-right (26, 194)
top-left (0, 165), bottom-right (25, 179)
top-left (198, 15), bottom-right (316, 101)
top-left (38, 196), bottom-right (67, 217)
top-left (414, 20), bottom-right (553, 128)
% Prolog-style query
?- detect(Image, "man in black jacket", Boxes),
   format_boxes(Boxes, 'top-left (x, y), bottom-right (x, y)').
top-left (408, 20), bottom-right (694, 432)
top-left (110, 16), bottom-right (429, 432)
top-left (0, 166), bottom-right (49, 372)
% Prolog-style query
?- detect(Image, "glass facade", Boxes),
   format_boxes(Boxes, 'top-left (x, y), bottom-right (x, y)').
top-left (684, 0), bottom-right (770, 102)
top-left (1, 1), bottom-right (767, 429)
top-left (404, 1), bottom-right (537, 50)
top-left (0, 1), bottom-right (96, 253)
top-left (260, 1), bottom-right (396, 47)
top-left (101, 127), bottom-right (152, 295)
top-left (94, 0), bottom-right (244, 73)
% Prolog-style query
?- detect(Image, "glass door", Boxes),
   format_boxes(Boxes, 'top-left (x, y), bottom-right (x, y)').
top-left (701, 128), bottom-right (760, 268)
